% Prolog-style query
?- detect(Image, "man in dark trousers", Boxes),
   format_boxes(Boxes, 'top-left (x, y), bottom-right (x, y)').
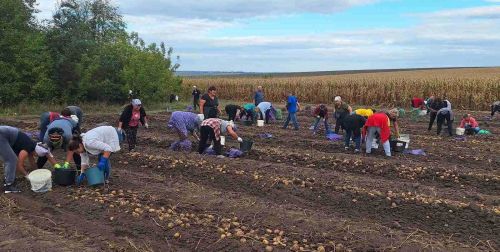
top-left (192, 86), bottom-right (201, 110)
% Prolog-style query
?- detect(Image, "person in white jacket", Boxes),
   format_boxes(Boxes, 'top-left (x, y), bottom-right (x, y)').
top-left (68, 126), bottom-right (124, 184)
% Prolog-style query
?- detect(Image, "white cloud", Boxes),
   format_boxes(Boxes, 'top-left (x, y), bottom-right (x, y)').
top-left (416, 5), bottom-right (500, 19)
top-left (116, 0), bottom-right (379, 20)
top-left (33, 1), bottom-right (500, 71)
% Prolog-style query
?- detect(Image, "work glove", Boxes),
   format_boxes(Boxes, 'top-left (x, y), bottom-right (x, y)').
top-left (144, 123), bottom-right (149, 129)
top-left (63, 161), bottom-right (70, 169)
top-left (70, 114), bottom-right (79, 124)
top-left (76, 173), bottom-right (86, 185)
top-left (97, 156), bottom-right (109, 171)
top-left (54, 163), bottom-right (62, 169)
top-left (237, 137), bottom-right (243, 143)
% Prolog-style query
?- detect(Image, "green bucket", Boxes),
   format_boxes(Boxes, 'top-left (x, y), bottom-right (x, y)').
top-left (275, 109), bottom-right (283, 120)
top-left (85, 166), bottom-right (104, 186)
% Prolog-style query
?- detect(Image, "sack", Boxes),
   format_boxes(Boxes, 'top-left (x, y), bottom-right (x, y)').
top-left (226, 148), bottom-right (244, 158)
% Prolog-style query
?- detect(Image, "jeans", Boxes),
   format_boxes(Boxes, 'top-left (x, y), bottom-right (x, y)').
top-left (334, 112), bottom-right (347, 134)
top-left (345, 128), bottom-right (361, 150)
top-left (198, 126), bottom-right (222, 155)
top-left (464, 125), bottom-right (480, 135)
top-left (39, 112), bottom-right (50, 140)
top-left (312, 117), bottom-right (330, 133)
top-left (365, 127), bottom-right (391, 156)
top-left (0, 138), bottom-right (17, 185)
top-left (66, 106), bottom-right (83, 134)
top-left (437, 113), bottom-right (453, 136)
top-left (283, 112), bottom-right (299, 130)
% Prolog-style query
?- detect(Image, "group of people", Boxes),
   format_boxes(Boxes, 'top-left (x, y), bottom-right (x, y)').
top-left (1, 97), bottom-right (150, 193)
top-left (2, 85), bottom-right (497, 193)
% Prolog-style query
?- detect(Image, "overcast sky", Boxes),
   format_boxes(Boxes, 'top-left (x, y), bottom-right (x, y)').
top-left (35, 0), bottom-right (500, 72)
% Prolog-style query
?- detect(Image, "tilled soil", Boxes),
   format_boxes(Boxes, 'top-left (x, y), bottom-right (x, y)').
top-left (0, 108), bottom-right (499, 251)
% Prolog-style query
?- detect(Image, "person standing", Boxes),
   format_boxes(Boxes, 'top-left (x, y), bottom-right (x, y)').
top-left (192, 86), bottom-right (201, 111)
top-left (118, 99), bottom-right (148, 152)
top-left (333, 96), bottom-right (352, 134)
top-left (254, 86), bottom-right (264, 106)
top-left (199, 86), bottom-right (220, 119)
top-left (283, 92), bottom-right (300, 130)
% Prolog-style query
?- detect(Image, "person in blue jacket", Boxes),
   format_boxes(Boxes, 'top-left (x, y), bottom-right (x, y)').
top-left (283, 92), bottom-right (300, 130)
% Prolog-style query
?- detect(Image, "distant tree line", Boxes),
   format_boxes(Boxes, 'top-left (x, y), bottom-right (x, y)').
top-left (0, 0), bottom-right (181, 106)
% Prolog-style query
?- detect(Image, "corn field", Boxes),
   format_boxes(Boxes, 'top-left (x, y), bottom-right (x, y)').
top-left (183, 68), bottom-right (500, 110)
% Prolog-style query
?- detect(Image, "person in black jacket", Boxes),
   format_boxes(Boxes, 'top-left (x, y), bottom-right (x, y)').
top-left (118, 99), bottom-right (148, 151)
top-left (342, 113), bottom-right (366, 153)
top-left (225, 104), bottom-right (243, 121)
top-left (427, 97), bottom-right (445, 131)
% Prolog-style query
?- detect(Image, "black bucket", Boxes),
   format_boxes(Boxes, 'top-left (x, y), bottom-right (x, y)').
top-left (54, 169), bottom-right (76, 186)
top-left (240, 140), bottom-right (253, 152)
top-left (242, 120), bottom-right (253, 126)
top-left (390, 140), bottom-right (407, 153)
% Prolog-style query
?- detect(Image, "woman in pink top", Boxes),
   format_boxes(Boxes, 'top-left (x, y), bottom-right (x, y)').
top-left (459, 114), bottom-right (480, 135)
top-left (118, 99), bottom-right (148, 151)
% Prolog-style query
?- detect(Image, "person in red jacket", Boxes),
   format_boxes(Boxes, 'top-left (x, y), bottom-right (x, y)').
top-left (460, 114), bottom-right (480, 135)
top-left (411, 97), bottom-right (425, 109)
top-left (362, 111), bottom-right (397, 157)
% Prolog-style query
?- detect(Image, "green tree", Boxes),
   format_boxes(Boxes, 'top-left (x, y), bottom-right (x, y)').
top-left (0, 0), bottom-right (53, 105)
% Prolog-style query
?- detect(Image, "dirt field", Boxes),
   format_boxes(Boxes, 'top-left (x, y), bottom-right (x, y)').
top-left (1, 108), bottom-right (499, 251)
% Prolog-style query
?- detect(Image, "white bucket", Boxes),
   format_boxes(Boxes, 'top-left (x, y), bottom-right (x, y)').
top-left (197, 114), bottom-right (204, 121)
top-left (419, 110), bottom-right (427, 116)
top-left (27, 169), bottom-right (52, 193)
top-left (257, 120), bottom-right (264, 127)
top-left (371, 139), bottom-right (379, 149)
top-left (220, 136), bottom-right (225, 145)
top-left (397, 134), bottom-right (410, 149)
top-left (456, 128), bottom-right (465, 136)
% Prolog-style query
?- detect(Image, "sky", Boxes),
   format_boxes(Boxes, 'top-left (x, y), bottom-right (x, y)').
top-left (35, 0), bottom-right (500, 72)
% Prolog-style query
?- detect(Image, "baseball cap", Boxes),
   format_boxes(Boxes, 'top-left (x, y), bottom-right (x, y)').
top-left (132, 99), bottom-right (142, 106)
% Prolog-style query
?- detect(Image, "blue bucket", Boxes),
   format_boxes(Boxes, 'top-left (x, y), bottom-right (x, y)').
top-left (85, 167), bottom-right (104, 186)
